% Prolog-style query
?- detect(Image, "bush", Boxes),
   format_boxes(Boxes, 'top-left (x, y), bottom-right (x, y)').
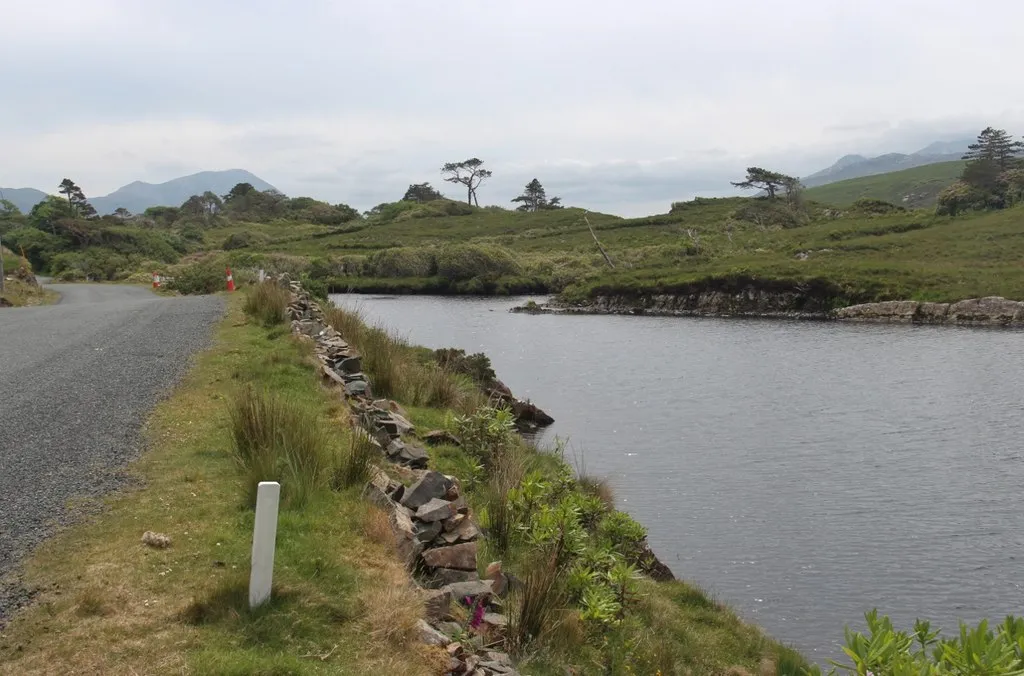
top-left (365, 248), bottom-right (437, 278)
top-left (172, 259), bottom-right (226, 295)
top-left (850, 198), bottom-right (906, 214)
top-left (229, 386), bottom-right (334, 508)
top-left (435, 244), bottom-right (521, 281)
top-left (243, 282), bottom-right (290, 327)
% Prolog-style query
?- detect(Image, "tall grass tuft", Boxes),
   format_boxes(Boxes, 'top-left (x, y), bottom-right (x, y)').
top-left (485, 445), bottom-right (529, 555)
top-left (243, 281), bottom-right (291, 327)
top-left (334, 432), bottom-right (378, 489)
top-left (507, 544), bottom-right (567, 654)
top-left (229, 386), bottom-right (334, 507)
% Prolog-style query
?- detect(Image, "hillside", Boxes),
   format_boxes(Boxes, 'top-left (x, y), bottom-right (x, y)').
top-left (1, 187), bottom-right (50, 213)
top-left (802, 139), bottom-right (969, 187)
top-left (89, 170), bottom-right (276, 215)
top-left (804, 161), bottom-right (964, 208)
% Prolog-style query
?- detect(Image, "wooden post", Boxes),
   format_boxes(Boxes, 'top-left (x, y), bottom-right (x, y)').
top-left (249, 481), bottom-right (280, 609)
top-left (584, 214), bottom-right (615, 269)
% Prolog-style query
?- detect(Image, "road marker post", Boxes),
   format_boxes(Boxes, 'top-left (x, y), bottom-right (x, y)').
top-left (249, 481), bottom-right (280, 609)
top-left (226, 267), bottom-right (235, 292)
top-left (152, 272), bottom-right (160, 289)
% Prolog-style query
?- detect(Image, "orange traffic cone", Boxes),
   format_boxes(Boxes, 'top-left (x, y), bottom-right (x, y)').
top-left (152, 272), bottom-right (160, 289)
top-left (226, 267), bottom-right (235, 292)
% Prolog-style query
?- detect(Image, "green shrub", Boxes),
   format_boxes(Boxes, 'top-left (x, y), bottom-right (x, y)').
top-left (229, 386), bottom-right (334, 508)
top-left (365, 247), bottom-right (437, 278)
top-left (435, 244), bottom-right (521, 281)
top-left (172, 259), bottom-right (226, 295)
top-left (243, 282), bottom-right (290, 327)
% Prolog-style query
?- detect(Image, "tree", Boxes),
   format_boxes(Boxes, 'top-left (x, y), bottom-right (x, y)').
top-left (511, 178), bottom-right (563, 212)
top-left (403, 182), bottom-right (445, 203)
top-left (441, 158), bottom-right (491, 206)
top-left (0, 199), bottom-right (20, 217)
top-left (963, 127), bottom-right (1024, 171)
top-left (57, 178), bottom-right (94, 217)
top-left (223, 182), bottom-right (256, 203)
top-left (731, 167), bottom-right (795, 200)
top-left (113, 207), bottom-right (132, 220)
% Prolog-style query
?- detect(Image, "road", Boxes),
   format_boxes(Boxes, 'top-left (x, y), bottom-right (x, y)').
top-left (0, 284), bottom-right (224, 621)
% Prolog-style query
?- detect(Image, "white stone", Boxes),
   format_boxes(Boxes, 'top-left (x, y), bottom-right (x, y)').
top-left (249, 481), bottom-right (281, 609)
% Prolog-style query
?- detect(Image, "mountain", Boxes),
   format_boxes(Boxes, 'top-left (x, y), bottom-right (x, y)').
top-left (803, 138), bottom-right (972, 188)
top-left (2, 170), bottom-right (276, 216)
top-left (805, 160), bottom-right (965, 208)
top-left (90, 170), bottom-right (276, 215)
top-left (0, 187), bottom-right (50, 214)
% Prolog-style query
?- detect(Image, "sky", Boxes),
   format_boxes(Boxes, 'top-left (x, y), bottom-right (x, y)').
top-left (3, 0), bottom-right (1024, 217)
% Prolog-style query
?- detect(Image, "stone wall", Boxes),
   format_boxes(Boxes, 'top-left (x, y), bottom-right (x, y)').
top-left (284, 278), bottom-right (518, 676)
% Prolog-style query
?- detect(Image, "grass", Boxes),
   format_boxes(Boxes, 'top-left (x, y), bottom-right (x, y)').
top-left (0, 295), bottom-right (441, 675)
top-left (242, 281), bottom-right (291, 327)
top-left (805, 160), bottom-right (965, 208)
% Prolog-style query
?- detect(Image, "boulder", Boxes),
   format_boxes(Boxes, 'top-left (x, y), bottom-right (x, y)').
top-left (917, 302), bottom-right (950, 323)
top-left (422, 429), bottom-right (461, 446)
top-left (344, 380), bottom-right (369, 396)
top-left (443, 580), bottom-right (493, 602)
top-left (948, 296), bottom-right (1024, 325)
top-left (337, 356), bottom-right (362, 374)
top-left (416, 619), bottom-right (451, 646)
top-left (440, 518), bottom-right (481, 544)
top-left (421, 542), bottom-right (478, 571)
top-left (362, 470), bottom-right (396, 510)
top-left (400, 472), bottom-right (451, 510)
top-left (390, 412), bottom-right (415, 436)
top-left (423, 588), bottom-right (452, 620)
top-left (423, 568), bottom-right (480, 588)
top-left (416, 498), bottom-right (457, 522)
top-left (416, 519), bottom-right (444, 544)
top-left (390, 506), bottom-right (422, 568)
top-left (321, 365), bottom-right (347, 387)
top-left (395, 442), bottom-right (430, 469)
top-left (482, 613), bottom-right (508, 629)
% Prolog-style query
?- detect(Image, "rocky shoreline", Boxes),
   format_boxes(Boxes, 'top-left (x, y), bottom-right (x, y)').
top-left (514, 294), bottom-right (1024, 327)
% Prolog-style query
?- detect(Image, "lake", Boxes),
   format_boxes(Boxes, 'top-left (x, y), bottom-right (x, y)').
top-left (331, 292), bottom-right (1024, 662)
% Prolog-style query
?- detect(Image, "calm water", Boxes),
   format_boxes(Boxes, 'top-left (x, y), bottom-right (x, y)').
top-left (332, 293), bottom-right (1024, 661)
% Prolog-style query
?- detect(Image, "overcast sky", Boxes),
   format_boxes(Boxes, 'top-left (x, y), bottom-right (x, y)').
top-left (4, 0), bottom-right (1024, 216)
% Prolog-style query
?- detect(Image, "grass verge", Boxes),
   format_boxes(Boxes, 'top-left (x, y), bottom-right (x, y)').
top-left (0, 295), bottom-right (442, 675)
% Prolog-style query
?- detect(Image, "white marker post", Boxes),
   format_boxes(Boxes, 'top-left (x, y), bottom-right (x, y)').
top-left (249, 481), bottom-right (281, 609)
top-left (258, 269), bottom-right (266, 283)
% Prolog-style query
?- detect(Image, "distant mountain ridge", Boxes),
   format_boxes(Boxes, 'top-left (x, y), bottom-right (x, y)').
top-left (802, 139), bottom-right (972, 188)
top-left (1, 187), bottom-right (50, 214)
top-left (1, 169), bottom-right (276, 215)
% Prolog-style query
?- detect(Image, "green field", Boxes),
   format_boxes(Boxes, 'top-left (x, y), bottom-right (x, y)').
top-left (804, 161), bottom-right (965, 208)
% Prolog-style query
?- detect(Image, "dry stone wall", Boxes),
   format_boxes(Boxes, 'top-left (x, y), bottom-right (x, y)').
top-left (283, 277), bottom-right (519, 676)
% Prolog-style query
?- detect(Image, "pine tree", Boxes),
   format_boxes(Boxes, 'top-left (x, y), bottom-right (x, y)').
top-left (730, 167), bottom-right (796, 199)
top-left (962, 127), bottom-right (1024, 171)
top-left (57, 178), bottom-right (94, 218)
top-left (511, 179), bottom-right (562, 212)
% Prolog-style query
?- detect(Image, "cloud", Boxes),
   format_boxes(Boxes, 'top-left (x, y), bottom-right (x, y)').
top-left (3, 0), bottom-right (1024, 215)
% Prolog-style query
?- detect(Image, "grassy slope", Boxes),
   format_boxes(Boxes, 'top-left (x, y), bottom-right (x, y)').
top-left (0, 296), bottom-right (441, 675)
top-left (204, 197), bottom-right (1024, 304)
top-left (804, 161), bottom-right (965, 208)
top-left (1, 253), bottom-right (59, 307)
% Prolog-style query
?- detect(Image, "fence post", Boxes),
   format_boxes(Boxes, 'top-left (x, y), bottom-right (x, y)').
top-left (249, 481), bottom-right (281, 609)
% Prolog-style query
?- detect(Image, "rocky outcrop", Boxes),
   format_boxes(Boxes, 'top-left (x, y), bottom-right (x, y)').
top-left (836, 296), bottom-right (1024, 326)
top-left (517, 289), bottom-right (1024, 328)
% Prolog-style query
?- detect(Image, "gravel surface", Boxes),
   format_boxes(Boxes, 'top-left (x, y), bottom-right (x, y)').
top-left (0, 284), bottom-right (224, 623)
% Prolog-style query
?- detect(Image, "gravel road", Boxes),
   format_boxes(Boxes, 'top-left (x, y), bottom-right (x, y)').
top-left (0, 284), bottom-right (224, 622)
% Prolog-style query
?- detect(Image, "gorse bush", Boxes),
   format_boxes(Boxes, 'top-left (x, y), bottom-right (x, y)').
top-left (229, 386), bottom-right (334, 507)
top-left (242, 281), bottom-right (290, 327)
